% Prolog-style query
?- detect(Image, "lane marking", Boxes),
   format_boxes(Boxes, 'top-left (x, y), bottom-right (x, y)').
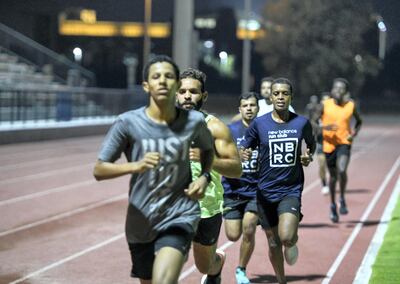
top-left (353, 176), bottom-right (400, 284)
top-left (0, 194), bottom-right (126, 237)
top-left (9, 233), bottom-right (125, 284)
top-left (0, 151), bottom-right (96, 171)
top-left (0, 163), bottom-right (92, 186)
top-left (0, 137), bottom-right (101, 162)
top-left (321, 155), bottom-right (400, 284)
top-left (0, 180), bottom-right (96, 207)
top-left (3, 129), bottom-right (395, 283)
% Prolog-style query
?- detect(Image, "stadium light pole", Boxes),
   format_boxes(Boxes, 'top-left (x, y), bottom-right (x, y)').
top-left (376, 15), bottom-right (387, 61)
top-left (143, 0), bottom-right (152, 65)
top-left (172, 0), bottom-right (194, 70)
top-left (241, 0), bottom-right (252, 94)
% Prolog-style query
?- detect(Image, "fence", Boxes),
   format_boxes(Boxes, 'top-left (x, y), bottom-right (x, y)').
top-left (0, 84), bottom-right (147, 125)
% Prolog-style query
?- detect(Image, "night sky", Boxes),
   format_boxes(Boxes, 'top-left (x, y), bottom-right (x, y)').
top-left (195, 0), bottom-right (400, 49)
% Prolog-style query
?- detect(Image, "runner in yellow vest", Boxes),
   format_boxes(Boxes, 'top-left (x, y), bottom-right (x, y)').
top-left (176, 68), bottom-right (242, 284)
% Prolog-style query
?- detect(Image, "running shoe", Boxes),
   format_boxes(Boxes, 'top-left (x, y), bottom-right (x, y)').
top-left (330, 203), bottom-right (339, 223)
top-left (284, 244), bottom-right (298, 266)
top-left (200, 249), bottom-right (226, 284)
top-left (339, 198), bottom-right (348, 215)
top-left (235, 267), bottom-right (250, 284)
top-left (321, 186), bottom-right (329, 195)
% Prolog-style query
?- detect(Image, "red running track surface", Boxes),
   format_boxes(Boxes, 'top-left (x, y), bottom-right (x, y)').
top-left (1, 119), bottom-right (399, 284)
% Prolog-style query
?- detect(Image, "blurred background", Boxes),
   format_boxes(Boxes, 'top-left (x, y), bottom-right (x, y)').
top-left (0, 0), bottom-right (399, 143)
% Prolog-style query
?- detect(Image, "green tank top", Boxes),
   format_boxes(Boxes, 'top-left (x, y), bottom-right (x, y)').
top-left (191, 113), bottom-right (224, 218)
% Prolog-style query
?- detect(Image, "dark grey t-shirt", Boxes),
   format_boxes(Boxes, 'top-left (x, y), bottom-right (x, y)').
top-left (98, 106), bottom-right (213, 243)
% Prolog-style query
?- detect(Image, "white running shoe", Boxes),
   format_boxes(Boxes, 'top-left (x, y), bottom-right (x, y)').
top-left (321, 186), bottom-right (329, 195)
top-left (284, 245), bottom-right (298, 266)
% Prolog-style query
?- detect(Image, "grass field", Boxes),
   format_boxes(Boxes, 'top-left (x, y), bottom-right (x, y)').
top-left (370, 195), bottom-right (400, 284)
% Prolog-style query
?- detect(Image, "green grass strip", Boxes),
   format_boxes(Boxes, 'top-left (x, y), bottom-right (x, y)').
top-left (369, 195), bottom-right (400, 284)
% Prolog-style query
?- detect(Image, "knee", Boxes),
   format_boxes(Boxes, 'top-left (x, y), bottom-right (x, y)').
top-left (280, 233), bottom-right (297, 248)
top-left (281, 237), bottom-right (296, 248)
top-left (226, 231), bottom-right (241, 242)
top-left (242, 224), bottom-right (257, 241)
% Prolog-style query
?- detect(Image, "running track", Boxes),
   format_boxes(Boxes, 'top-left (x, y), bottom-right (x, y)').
top-left (1, 117), bottom-right (399, 284)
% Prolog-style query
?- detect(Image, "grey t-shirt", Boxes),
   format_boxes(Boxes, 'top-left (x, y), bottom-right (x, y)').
top-left (98, 106), bottom-right (214, 243)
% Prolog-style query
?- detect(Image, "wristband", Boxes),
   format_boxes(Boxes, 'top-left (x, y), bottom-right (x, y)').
top-left (202, 172), bottom-right (212, 183)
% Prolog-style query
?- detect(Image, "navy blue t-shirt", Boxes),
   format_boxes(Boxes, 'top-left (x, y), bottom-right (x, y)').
top-left (222, 120), bottom-right (259, 198)
top-left (241, 112), bottom-right (315, 202)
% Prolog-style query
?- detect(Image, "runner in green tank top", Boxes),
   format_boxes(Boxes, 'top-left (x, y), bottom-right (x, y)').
top-left (191, 113), bottom-right (225, 218)
top-left (177, 68), bottom-right (242, 284)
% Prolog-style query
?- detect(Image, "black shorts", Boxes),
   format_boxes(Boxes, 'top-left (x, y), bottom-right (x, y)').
top-left (325, 144), bottom-right (351, 169)
top-left (223, 195), bottom-right (258, 220)
top-left (257, 193), bottom-right (302, 229)
top-left (128, 224), bottom-right (195, 280)
top-left (193, 213), bottom-right (222, 246)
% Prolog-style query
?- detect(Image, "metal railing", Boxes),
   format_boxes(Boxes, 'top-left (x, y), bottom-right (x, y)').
top-left (0, 23), bottom-right (96, 86)
top-left (0, 85), bottom-right (147, 125)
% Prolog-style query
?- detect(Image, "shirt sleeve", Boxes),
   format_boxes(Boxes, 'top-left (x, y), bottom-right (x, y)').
top-left (98, 118), bottom-right (129, 162)
top-left (191, 119), bottom-right (214, 151)
top-left (303, 120), bottom-right (316, 154)
top-left (241, 120), bottom-right (259, 149)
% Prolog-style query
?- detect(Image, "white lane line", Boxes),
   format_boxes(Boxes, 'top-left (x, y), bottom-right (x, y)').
top-left (4, 129), bottom-right (394, 283)
top-left (0, 194), bottom-right (126, 237)
top-left (321, 155), bottom-right (400, 284)
top-left (179, 241), bottom-right (234, 281)
top-left (0, 180), bottom-right (96, 207)
top-left (0, 163), bottom-right (92, 186)
top-left (0, 152), bottom-right (96, 171)
top-left (9, 233), bottom-right (125, 284)
top-left (353, 176), bottom-right (400, 284)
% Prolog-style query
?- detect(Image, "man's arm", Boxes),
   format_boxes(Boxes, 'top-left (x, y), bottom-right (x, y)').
top-left (93, 152), bottom-right (161, 181)
top-left (352, 105), bottom-right (363, 137)
top-left (300, 120), bottom-right (316, 167)
top-left (207, 117), bottom-right (242, 178)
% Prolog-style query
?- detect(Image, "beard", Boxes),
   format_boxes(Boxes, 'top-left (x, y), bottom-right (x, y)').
top-left (178, 99), bottom-right (203, 111)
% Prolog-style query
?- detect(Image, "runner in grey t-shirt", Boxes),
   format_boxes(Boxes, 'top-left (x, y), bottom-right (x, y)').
top-left (94, 55), bottom-right (214, 283)
top-left (98, 106), bottom-right (213, 243)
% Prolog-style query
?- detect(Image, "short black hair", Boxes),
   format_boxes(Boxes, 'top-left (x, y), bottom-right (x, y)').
top-left (180, 68), bottom-right (206, 92)
top-left (142, 54), bottom-right (180, 82)
top-left (261, 76), bottom-right (274, 84)
top-left (239, 92), bottom-right (260, 106)
top-left (333, 78), bottom-right (349, 91)
top-left (271, 77), bottom-right (293, 95)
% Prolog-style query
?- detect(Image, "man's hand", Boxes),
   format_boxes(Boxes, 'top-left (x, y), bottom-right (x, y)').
top-left (189, 148), bottom-right (201, 162)
top-left (300, 148), bottom-right (313, 167)
top-left (134, 152), bottom-right (161, 173)
top-left (239, 147), bottom-right (253, 161)
top-left (347, 131), bottom-right (357, 142)
top-left (184, 175), bottom-right (208, 200)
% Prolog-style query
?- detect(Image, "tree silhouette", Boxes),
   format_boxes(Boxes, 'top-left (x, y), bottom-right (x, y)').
top-left (255, 0), bottom-right (380, 100)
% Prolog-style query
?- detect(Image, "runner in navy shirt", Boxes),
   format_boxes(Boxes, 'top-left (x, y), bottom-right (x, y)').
top-left (221, 92), bottom-right (260, 284)
top-left (241, 78), bottom-right (315, 284)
